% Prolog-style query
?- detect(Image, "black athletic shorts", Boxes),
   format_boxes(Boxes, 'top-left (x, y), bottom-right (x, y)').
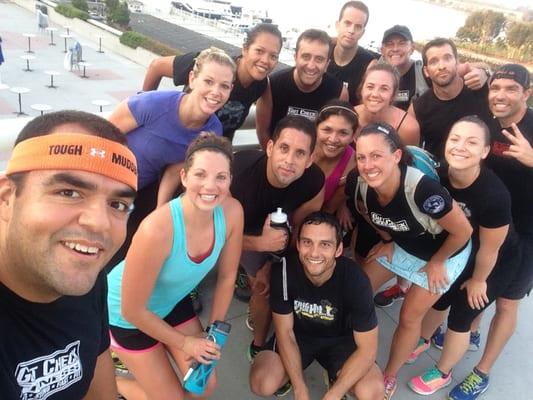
top-left (433, 246), bottom-right (521, 332)
top-left (501, 234), bottom-right (533, 300)
top-left (264, 333), bottom-right (356, 380)
top-left (109, 295), bottom-right (196, 351)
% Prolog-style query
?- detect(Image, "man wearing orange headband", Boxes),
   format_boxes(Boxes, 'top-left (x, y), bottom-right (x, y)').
top-left (0, 111), bottom-right (137, 400)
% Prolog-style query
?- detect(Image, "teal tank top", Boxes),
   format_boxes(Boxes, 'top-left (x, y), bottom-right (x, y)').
top-left (107, 196), bottom-right (226, 329)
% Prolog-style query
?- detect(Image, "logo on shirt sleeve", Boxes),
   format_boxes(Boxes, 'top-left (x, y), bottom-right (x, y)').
top-left (423, 195), bottom-right (445, 214)
top-left (15, 341), bottom-right (83, 400)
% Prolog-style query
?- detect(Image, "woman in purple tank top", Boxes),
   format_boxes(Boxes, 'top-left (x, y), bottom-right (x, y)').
top-left (313, 100), bottom-right (358, 231)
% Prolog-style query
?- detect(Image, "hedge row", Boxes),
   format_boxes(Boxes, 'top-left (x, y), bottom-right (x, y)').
top-left (55, 4), bottom-right (90, 21)
top-left (120, 31), bottom-right (180, 57)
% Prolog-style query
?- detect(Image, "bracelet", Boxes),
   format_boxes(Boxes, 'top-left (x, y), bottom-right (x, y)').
top-left (381, 238), bottom-right (394, 244)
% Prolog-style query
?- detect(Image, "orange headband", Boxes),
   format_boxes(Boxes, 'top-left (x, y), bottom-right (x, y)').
top-left (6, 133), bottom-right (138, 190)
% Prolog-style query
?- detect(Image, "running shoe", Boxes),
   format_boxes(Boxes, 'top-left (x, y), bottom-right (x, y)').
top-left (447, 370), bottom-right (489, 400)
top-left (234, 266), bottom-right (251, 302)
top-left (406, 337), bottom-right (430, 364)
top-left (274, 381), bottom-right (292, 397)
top-left (384, 375), bottom-right (398, 400)
top-left (245, 306), bottom-right (255, 332)
top-left (408, 366), bottom-right (452, 395)
top-left (323, 372), bottom-right (348, 400)
top-left (247, 341), bottom-right (262, 362)
top-left (189, 287), bottom-right (203, 314)
top-left (111, 351), bottom-right (130, 377)
top-left (432, 327), bottom-right (481, 352)
top-left (374, 284), bottom-right (406, 307)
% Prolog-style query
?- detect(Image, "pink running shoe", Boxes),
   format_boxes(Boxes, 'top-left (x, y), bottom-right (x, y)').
top-left (408, 366), bottom-right (452, 395)
top-left (384, 375), bottom-right (398, 400)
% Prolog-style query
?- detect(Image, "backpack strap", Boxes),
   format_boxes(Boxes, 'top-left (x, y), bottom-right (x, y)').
top-left (404, 166), bottom-right (443, 235)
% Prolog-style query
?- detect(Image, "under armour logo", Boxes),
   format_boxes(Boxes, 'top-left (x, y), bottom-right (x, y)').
top-left (89, 148), bottom-right (106, 158)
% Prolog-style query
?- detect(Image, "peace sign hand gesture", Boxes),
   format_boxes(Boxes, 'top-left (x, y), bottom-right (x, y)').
top-left (501, 123), bottom-right (533, 167)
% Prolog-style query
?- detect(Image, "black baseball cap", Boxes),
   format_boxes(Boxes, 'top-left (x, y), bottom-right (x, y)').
top-left (490, 64), bottom-right (530, 90)
top-left (382, 25), bottom-right (413, 43)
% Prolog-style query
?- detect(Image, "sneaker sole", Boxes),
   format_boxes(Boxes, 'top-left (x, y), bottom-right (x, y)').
top-left (408, 378), bottom-right (451, 395)
top-left (245, 317), bottom-right (255, 332)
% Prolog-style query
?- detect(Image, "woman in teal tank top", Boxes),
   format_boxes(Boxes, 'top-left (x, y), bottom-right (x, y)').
top-left (107, 133), bottom-right (244, 399)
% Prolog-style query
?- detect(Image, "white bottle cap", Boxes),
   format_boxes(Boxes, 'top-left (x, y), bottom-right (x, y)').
top-left (271, 207), bottom-right (287, 224)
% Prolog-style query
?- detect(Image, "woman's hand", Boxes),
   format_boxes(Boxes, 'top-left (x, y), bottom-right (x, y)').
top-left (420, 260), bottom-right (449, 294)
top-left (181, 335), bottom-right (221, 364)
top-left (366, 241), bottom-right (394, 263)
top-left (461, 278), bottom-right (489, 310)
top-left (336, 203), bottom-right (354, 232)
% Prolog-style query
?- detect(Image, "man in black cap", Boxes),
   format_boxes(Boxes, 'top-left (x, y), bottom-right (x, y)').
top-left (381, 26), bottom-right (489, 111)
top-left (447, 63), bottom-right (532, 400)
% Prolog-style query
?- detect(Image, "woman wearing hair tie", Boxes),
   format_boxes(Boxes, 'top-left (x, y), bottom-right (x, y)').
top-left (313, 100), bottom-right (358, 231)
top-left (351, 122), bottom-right (472, 400)
top-left (107, 133), bottom-right (243, 399)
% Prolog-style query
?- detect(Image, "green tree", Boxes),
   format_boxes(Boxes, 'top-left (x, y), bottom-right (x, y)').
top-left (457, 10), bottom-right (506, 44)
top-left (105, 0), bottom-right (129, 28)
top-left (507, 21), bottom-right (533, 61)
top-left (72, 0), bottom-right (89, 12)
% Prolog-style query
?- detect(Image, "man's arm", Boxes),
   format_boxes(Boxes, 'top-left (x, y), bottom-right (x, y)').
top-left (255, 82), bottom-right (274, 150)
top-left (273, 312), bottom-right (310, 400)
top-left (291, 187), bottom-right (325, 229)
top-left (142, 56), bottom-right (175, 91)
top-left (324, 327), bottom-right (378, 399)
top-left (83, 350), bottom-right (117, 400)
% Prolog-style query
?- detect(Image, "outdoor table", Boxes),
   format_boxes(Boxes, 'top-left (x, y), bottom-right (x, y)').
top-left (45, 27), bottom-right (58, 45)
top-left (10, 87), bottom-right (31, 116)
top-left (20, 54), bottom-right (36, 71)
top-left (31, 103), bottom-right (53, 115)
top-left (22, 33), bottom-right (36, 53)
top-left (44, 70), bottom-right (61, 88)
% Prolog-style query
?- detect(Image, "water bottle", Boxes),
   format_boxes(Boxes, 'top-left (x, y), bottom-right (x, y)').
top-left (183, 321), bottom-right (231, 395)
top-left (270, 207), bottom-right (289, 256)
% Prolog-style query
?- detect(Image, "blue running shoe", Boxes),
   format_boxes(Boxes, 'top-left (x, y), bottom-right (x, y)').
top-left (432, 327), bottom-right (480, 352)
top-left (448, 370), bottom-right (489, 400)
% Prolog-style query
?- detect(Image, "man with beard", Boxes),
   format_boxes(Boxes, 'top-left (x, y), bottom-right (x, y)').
top-left (381, 26), bottom-right (488, 112)
top-left (409, 38), bottom-right (492, 160)
top-left (256, 29), bottom-right (348, 148)
top-left (231, 116), bottom-right (325, 361)
top-left (0, 111), bottom-right (138, 399)
top-left (327, 1), bottom-right (379, 106)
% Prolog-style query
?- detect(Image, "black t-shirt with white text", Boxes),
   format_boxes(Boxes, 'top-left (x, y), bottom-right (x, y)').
top-left (487, 108), bottom-right (533, 235)
top-left (0, 271), bottom-right (110, 400)
top-left (230, 150), bottom-right (324, 234)
top-left (269, 68), bottom-right (343, 134)
top-left (270, 252), bottom-right (377, 338)
top-left (359, 165), bottom-right (454, 260)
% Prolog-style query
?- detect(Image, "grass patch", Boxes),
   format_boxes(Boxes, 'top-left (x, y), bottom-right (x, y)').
top-left (55, 4), bottom-right (90, 21)
top-left (120, 31), bottom-right (180, 56)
